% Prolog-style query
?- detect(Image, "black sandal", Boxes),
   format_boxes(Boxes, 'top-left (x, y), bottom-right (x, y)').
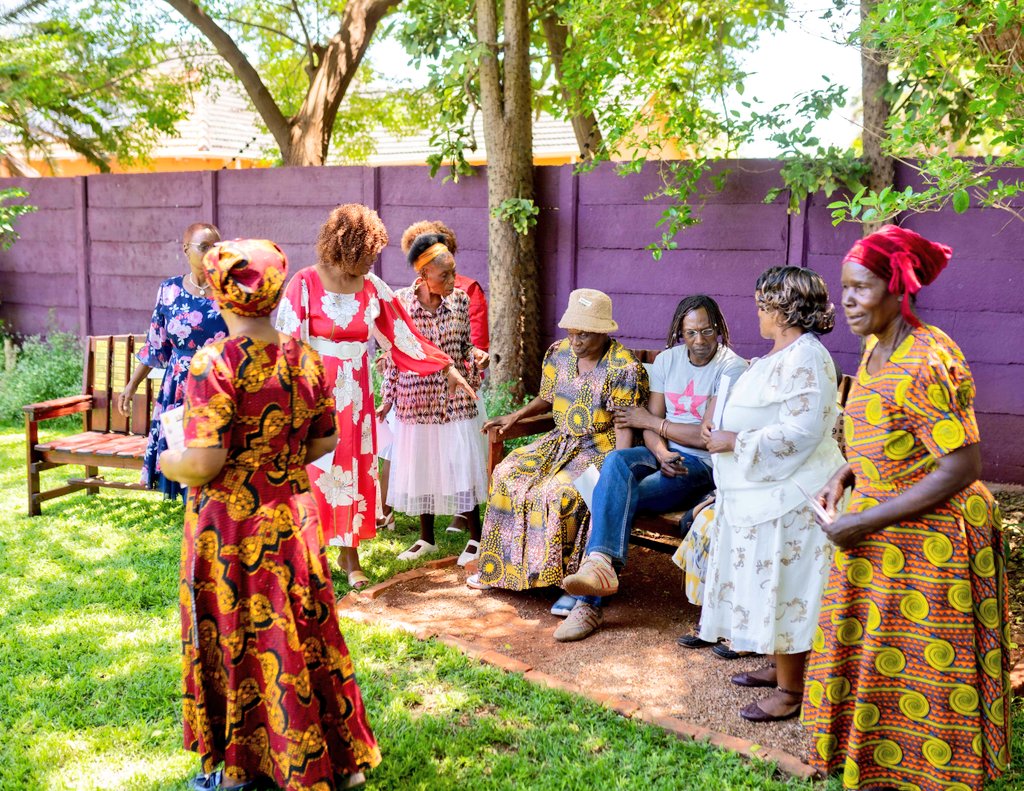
top-left (711, 642), bottom-right (755, 660)
top-left (676, 633), bottom-right (715, 649)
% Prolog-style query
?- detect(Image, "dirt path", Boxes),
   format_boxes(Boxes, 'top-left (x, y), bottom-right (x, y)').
top-left (339, 546), bottom-right (815, 760)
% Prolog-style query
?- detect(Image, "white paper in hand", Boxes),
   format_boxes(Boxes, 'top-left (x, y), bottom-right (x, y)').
top-left (160, 405), bottom-right (186, 453)
top-left (710, 374), bottom-right (732, 430)
top-left (573, 464), bottom-right (601, 510)
top-left (311, 449), bottom-right (335, 473)
top-left (794, 479), bottom-right (833, 525)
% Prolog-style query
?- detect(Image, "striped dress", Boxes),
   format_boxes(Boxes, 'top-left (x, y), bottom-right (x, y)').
top-left (802, 325), bottom-right (1010, 791)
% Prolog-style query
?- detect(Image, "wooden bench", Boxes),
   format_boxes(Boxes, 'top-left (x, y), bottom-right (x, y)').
top-left (486, 348), bottom-right (853, 555)
top-left (24, 334), bottom-right (158, 516)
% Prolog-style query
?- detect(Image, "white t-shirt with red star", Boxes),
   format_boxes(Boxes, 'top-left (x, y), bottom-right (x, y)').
top-left (649, 344), bottom-right (747, 463)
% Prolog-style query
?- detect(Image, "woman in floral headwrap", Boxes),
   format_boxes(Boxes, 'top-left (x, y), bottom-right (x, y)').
top-left (803, 225), bottom-right (1010, 791)
top-left (276, 204), bottom-right (474, 589)
top-left (160, 240), bottom-right (380, 791)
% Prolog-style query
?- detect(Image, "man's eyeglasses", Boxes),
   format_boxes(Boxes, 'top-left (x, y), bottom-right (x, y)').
top-left (682, 328), bottom-right (717, 340)
top-left (186, 242), bottom-right (215, 253)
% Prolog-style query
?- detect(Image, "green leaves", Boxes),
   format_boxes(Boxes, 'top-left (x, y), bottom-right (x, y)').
top-left (0, 2), bottom-right (198, 170)
top-left (0, 187), bottom-right (35, 250)
top-left (491, 197), bottom-right (540, 235)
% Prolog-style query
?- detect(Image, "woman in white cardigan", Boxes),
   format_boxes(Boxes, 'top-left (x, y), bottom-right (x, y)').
top-left (700, 266), bottom-right (846, 723)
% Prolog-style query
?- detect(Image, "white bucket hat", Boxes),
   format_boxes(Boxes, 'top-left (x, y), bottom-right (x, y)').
top-left (557, 288), bottom-right (618, 333)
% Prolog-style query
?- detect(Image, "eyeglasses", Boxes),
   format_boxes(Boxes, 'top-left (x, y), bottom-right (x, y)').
top-left (682, 328), bottom-right (717, 340)
top-left (186, 242), bottom-right (215, 253)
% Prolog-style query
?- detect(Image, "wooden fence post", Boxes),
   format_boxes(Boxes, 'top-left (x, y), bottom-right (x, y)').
top-left (74, 176), bottom-right (91, 337)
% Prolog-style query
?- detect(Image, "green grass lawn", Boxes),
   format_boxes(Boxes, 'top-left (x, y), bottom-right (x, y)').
top-left (1, 426), bottom-right (1021, 790)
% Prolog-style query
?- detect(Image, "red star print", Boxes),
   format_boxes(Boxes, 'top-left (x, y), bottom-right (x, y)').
top-left (665, 380), bottom-right (708, 419)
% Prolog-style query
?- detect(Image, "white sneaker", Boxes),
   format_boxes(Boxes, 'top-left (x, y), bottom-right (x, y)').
top-left (457, 539), bottom-right (480, 567)
top-left (466, 572), bottom-right (492, 590)
top-left (396, 539), bottom-right (438, 561)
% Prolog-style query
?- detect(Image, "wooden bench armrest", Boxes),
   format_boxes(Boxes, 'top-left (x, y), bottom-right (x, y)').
top-left (23, 394), bottom-right (92, 422)
top-left (486, 412), bottom-right (556, 476)
top-left (485, 412), bottom-right (556, 443)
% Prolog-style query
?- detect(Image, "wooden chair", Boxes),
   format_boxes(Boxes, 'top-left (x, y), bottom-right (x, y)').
top-left (485, 347), bottom-right (853, 554)
top-left (24, 334), bottom-right (159, 515)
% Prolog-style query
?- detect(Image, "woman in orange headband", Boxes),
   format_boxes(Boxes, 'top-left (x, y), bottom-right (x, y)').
top-left (802, 225), bottom-right (1010, 791)
top-left (377, 232), bottom-right (488, 565)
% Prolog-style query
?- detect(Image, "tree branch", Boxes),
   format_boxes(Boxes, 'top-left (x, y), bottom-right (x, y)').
top-left (218, 14), bottom-right (305, 48)
top-left (540, 13), bottom-right (602, 160)
top-left (161, 0), bottom-right (292, 157)
top-left (290, 0), bottom-right (318, 74)
top-left (289, 0), bottom-right (403, 164)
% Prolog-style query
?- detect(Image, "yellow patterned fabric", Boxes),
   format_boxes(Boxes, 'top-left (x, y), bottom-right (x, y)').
top-left (802, 325), bottom-right (1010, 791)
top-left (478, 339), bottom-right (648, 590)
top-left (181, 337), bottom-right (381, 788)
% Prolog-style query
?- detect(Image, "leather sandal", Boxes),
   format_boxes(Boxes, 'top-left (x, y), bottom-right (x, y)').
top-left (739, 687), bottom-right (802, 723)
top-left (731, 662), bottom-right (777, 688)
top-left (347, 570), bottom-right (371, 590)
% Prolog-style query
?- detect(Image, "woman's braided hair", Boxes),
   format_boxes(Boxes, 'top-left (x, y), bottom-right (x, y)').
top-left (666, 295), bottom-right (730, 349)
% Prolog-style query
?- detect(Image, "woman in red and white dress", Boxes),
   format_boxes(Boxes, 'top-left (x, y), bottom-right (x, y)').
top-left (276, 204), bottom-right (474, 588)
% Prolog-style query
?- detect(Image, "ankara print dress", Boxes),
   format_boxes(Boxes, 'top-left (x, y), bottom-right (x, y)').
top-left (477, 339), bottom-right (648, 590)
top-left (181, 337), bottom-right (380, 788)
top-left (802, 325), bottom-right (1010, 791)
top-left (276, 268), bottom-right (451, 547)
top-left (137, 276), bottom-right (227, 500)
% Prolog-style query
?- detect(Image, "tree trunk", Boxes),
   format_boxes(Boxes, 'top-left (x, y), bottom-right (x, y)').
top-left (477, 0), bottom-right (541, 396)
top-left (540, 15), bottom-right (602, 161)
top-left (860, 0), bottom-right (894, 233)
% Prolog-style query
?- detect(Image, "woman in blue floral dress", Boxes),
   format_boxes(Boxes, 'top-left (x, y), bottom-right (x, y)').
top-left (117, 223), bottom-right (227, 501)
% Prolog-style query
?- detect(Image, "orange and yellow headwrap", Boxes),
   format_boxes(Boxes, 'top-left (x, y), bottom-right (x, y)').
top-left (203, 239), bottom-right (288, 317)
top-left (413, 242), bottom-right (450, 272)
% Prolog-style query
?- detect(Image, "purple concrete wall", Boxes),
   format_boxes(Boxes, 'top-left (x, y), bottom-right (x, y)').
top-left (0, 161), bottom-right (1021, 482)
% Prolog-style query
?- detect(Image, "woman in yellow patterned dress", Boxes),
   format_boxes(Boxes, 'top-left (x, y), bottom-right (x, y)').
top-left (804, 225), bottom-right (1010, 791)
top-left (161, 240), bottom-right (380, 791)
top-left (469, 289), bottom-right (648, 599)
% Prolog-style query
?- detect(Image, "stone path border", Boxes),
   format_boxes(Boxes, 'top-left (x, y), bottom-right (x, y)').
top-left (340, 557), bottom-right (1024, 783)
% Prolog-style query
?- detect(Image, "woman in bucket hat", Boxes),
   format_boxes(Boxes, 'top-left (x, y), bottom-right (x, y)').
top-left (468, 289), bottom-right (648, 629)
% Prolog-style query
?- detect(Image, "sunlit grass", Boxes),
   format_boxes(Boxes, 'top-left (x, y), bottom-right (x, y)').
top-left (0, 425), bottom-right (1020, 790)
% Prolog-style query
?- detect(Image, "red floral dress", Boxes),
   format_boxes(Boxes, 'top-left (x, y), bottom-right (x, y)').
top-left (276, 269), bottom-right (451, 547)
top-left (181, 336), bottom-right (380, 787)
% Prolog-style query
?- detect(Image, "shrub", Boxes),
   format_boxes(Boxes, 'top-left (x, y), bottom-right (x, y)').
top-left (0, 331), bottom-right (83, 428)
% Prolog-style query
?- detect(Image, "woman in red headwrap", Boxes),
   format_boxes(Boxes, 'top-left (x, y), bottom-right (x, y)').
top-left (802, 225), bottom-right (1010, 791)
top-left (160, 240), bottom-right (380, 791)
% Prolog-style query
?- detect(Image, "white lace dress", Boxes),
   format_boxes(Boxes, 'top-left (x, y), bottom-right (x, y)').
top-left (699, 333), bottom-right (846, 655)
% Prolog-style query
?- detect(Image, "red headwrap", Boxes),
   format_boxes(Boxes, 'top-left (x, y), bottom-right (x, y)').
top-left (842, 225), bottom-right (952, 327)
top-left (203, 239), bottom-right (288, 317)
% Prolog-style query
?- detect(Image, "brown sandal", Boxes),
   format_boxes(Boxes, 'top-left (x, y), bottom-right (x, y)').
top-left (739, 687), bottom-right (801, 722)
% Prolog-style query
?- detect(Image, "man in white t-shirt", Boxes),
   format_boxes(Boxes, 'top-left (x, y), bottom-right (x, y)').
top-left (555, 295), bottom-right (747, 642)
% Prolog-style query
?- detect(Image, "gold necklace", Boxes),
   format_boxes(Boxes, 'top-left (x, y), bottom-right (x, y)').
top-left (187, 273), bottom-right (208, 296)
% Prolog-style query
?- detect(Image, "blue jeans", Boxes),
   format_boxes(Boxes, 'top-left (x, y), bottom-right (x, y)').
top-left (586, 445), bottom-right (714, 569)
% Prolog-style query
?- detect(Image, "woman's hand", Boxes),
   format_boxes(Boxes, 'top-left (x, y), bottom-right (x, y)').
top-left (376, 401), bottom-right (392, 421)
top-left (816, 464), bottom-right (854, 520)
top-left (482, 412), bottom-right (519, 435)
top-left (446, 365), bottom-right (478, 400)
top-left (655, 448), bottom-right (686, 478)
top-left (705, 429), bottom-right (737, 454)
top-left (822, 512), bottom-right (871, 549)
top-left (116, 384), bottom-right (136, 417)
top-left (611, 405), bottom-right (655, 431)
top-left (472, 348), bottom-right (490, 370)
